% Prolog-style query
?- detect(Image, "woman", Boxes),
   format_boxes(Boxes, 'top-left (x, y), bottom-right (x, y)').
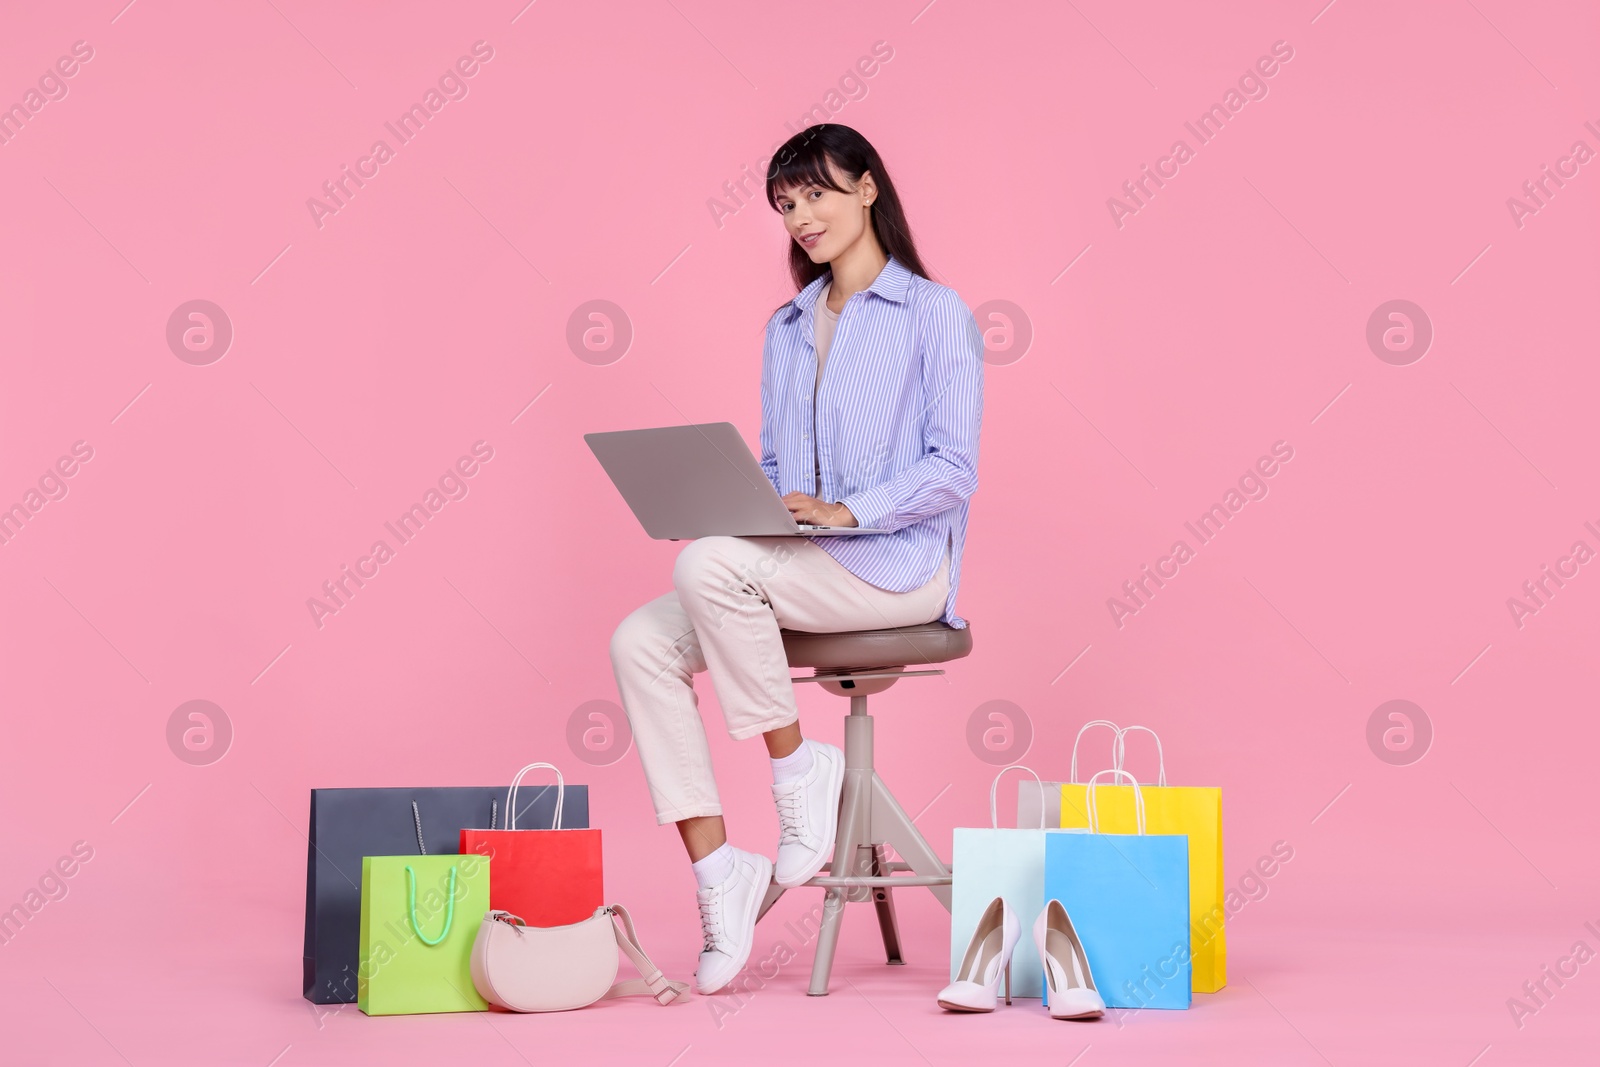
top-left (609, 123), bottom-right (983, 994)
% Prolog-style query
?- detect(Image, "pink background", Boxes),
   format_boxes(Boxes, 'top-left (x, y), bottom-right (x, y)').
top-left (3, 1), bottom-right (1597, 1064)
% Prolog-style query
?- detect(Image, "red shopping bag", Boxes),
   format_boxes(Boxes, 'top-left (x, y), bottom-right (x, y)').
top-left (459, 763), bottom-right (603, 927)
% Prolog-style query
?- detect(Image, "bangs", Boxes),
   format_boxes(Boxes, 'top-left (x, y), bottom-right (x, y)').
top-left (766, 139), bottom-right (848, 208)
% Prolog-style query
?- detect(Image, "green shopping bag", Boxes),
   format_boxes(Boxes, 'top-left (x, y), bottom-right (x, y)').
top-left (358, 853), bottom-right (490, 1015)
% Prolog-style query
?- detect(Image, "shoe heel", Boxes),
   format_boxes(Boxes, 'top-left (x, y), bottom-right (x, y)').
top-left (1004, 960), bottom-right (1012, 1005)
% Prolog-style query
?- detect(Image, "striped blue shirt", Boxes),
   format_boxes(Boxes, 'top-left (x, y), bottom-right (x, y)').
top-left (758, 254), bottom-right (984, 629)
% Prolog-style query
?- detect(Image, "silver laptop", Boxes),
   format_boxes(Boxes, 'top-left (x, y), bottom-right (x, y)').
top-left (585, 422), bottom-right (888, 539)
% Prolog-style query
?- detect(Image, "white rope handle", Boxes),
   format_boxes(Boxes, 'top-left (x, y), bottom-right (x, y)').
top-left (988, 764), bottom-right (1045, 830)
top-left (1083, 768), bottom-right (1146, 836)
top-left (1070, 720), bottom-right (1123, 784)
top-left (505, 763), bottom-right (565, 831)
top-left (1113, 725), bottom-right (1168, 787)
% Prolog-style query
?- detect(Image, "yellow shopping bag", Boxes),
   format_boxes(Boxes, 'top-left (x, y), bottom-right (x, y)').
top-left (1059, 726), bottom-right (1225, 993)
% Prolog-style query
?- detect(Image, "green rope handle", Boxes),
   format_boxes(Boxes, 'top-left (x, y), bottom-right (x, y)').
top-left (404, 864), bottom-right (457, 946)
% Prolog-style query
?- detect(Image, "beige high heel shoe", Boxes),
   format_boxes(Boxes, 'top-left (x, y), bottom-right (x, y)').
top-left (937, 896), bottom-right (1020, 1012)
top-left (1034, 899), bottom-right (1105, 1020)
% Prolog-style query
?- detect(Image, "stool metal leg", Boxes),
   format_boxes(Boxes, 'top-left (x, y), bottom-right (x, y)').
top-left (806, 888), bottom-right (847, 996)
top-left (831, 769), bottom-right (873, 903)
top-left (871, 773), bottom-right (954, 912)
top-left (870, 844), bottom-right (904, 965)
top-left (755, 881), bottom-right (785, 923)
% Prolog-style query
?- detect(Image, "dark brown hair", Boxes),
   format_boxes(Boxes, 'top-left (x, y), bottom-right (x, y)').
top-left (765, 124), bottom-right (932, 313)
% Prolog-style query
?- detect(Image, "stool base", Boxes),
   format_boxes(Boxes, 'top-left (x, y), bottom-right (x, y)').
top-left (755, 687), bottom-right (953, 996)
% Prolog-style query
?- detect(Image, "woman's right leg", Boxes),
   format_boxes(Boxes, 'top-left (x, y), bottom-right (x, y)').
top-left (676, 816), bottom-right (726, 863)
top-left (609, 590), bottom-right (725, 856)
top-left (609, 589), bottom-right (774, 994)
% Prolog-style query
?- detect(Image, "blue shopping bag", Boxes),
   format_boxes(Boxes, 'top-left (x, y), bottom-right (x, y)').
top-left (1043, 769), bottom-right (1191, 1010)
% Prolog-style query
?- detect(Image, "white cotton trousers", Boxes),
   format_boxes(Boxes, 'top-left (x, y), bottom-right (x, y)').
top-left (608, 535), bottom-right (951, 825)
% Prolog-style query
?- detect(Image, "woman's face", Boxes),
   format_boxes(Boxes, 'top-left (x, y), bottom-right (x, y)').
top-left (775, 158), bottom-right (875, 265)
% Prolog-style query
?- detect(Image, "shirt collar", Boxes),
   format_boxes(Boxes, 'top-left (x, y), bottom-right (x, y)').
top-left (783, 254), bottom-right (912, 323)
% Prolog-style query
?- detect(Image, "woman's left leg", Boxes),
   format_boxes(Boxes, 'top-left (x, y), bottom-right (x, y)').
top-left (670, 535), bottom-right (951, 740)
top-left (671, 534), bottom-right (951, 886)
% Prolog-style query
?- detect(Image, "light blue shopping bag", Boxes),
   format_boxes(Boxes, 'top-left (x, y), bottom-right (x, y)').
top-left (951, 767), bottom-right (1086, 999)
top-left (1043, 769), bottom-right (1191, 1010)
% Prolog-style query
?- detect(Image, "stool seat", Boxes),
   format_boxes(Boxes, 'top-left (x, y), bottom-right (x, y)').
top-left (779, 621), bottom-right (973, 670)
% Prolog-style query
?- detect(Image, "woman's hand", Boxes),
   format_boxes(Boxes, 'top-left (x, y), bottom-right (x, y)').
top-left (782, 492), bottom-right (858, 527)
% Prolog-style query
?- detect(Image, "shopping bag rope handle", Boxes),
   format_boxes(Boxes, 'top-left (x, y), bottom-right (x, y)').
top-left (506, 763), bottom-right (565, 831)
top-left (1114, 725), bottom-right (1168, 787)
top-left (1069, 720), bottom-right (1123, 784)
top-left (404, 864), bottom-right (458, 946)
top-left (988, 764), bottom-right (1045, 830)
top-left (1084, 768), bottom-right (1147, 836)
top-left (411, 798), bottom-right (497, 854)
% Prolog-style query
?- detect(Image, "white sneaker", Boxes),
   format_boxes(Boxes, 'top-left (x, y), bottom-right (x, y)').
top-left (694, 846), bottom-right (773, 994)
top-left (771, 739), bottom-right (845, 889)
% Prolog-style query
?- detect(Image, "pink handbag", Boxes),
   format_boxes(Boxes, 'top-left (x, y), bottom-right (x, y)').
top-left (469, 905), bottom-right (689, 1012)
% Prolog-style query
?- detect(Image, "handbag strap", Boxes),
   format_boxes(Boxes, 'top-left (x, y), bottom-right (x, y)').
top-left (599, 904), bottom-right (689, 1005)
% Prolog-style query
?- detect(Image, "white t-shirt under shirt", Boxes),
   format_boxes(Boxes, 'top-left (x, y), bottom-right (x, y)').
top-left (813, 282), bottom-right (841, 487)
top-left (810, 279), bottom-right (952, 567)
